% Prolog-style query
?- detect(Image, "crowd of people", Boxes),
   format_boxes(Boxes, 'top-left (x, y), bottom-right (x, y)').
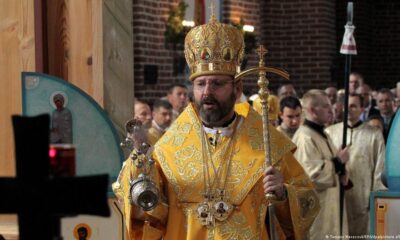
top-left (127, 72), bottom-right (398, 238)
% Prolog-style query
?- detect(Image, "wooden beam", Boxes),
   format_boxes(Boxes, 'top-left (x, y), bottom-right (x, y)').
top-left (47, 0), bottom-right (103, 106)
top-left (0, 0), bottom-right (36, 225)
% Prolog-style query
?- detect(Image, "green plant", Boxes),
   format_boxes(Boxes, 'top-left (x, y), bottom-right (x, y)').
top-left (232, 18), bottom-right (257, 54)
top-left (164, 1), bottom-right (189, 50)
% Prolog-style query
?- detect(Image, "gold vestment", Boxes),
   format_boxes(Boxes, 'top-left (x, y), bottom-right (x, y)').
top-left (114, 103), bottom-right (319, 239)
top-left (147, 125), bottom-right (164, 146)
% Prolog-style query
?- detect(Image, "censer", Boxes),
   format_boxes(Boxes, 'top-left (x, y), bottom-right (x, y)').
top-left (120, 119), bottom-right (159, 211)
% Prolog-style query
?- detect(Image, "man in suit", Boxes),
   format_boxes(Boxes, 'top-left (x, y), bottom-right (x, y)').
top-left (356, 84), bottom-right (379, 122)
top-left (376, 88), bottom-right (396, 142)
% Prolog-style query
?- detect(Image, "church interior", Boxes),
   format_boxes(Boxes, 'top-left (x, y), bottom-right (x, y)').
top-left (1, 0), bottom-right (400, 239)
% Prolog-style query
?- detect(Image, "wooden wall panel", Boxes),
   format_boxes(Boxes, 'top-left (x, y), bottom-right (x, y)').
top-left (92, 0), bottom-right (104, 105)
top-left (68, 0), bottom-right (94, 98)
top-left (47, 0), bottom-right (103, 106)
top-left (0, 0), bottom-right (35, 175)
top-left (0, 0), bottom-right (36, 224)
top-left (103, 0), bottom-right (134, 133)
top-left (46, 0), bottom-right (69, 81)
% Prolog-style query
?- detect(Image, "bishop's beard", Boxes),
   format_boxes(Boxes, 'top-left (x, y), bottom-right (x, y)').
top-left (195, 92), bottom-right (236, 124)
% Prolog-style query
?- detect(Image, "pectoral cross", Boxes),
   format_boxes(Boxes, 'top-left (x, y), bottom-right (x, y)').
top-left (0, 115), bottom-right (110, 240)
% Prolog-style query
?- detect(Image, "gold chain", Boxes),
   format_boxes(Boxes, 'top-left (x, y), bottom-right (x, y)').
top-left (200, 115), bottom-right (239, 199)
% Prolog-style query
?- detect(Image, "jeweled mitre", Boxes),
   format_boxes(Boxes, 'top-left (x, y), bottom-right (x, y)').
top-left (184, 16), bottom-right (245, 81)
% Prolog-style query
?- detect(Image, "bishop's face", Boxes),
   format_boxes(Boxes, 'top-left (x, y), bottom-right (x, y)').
top-left (193, 75), bottom-right (242, 127)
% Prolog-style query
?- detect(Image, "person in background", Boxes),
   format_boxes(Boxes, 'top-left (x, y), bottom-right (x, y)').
top-left (366, 115), bottom-right (385, 134)
top-left (147, 99), bottom-right (173, 145)
top-left (356, 84), bottom-right (380, 122)
top-left (326, 93), bottom-right (386, 236)
top-left (277, 96), bottom-right (302, 139)
top-left (167, 83), bottom-right (189, 120)
top-left (349, 72), bottom-right (364, 94)
top-left (393, 82), bottom-right (400, 112)
top-left (333, 89), bottom-right (345, 124)
top-left (277, 84), bottom-right (297, 99)
top-left (134, 100), bottom-right (152, 129)
top-left (325, 86), bottom-right (338, 105)
top-left (376, 88), bottom-right (395, 141)
top-left (252, 94), bottom-right (280, 126)
top-left (292, 89), bottom-right (349, 239)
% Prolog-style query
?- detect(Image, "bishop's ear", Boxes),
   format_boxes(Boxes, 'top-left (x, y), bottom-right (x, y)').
top-left (234, 80), bottom-right (243, 100)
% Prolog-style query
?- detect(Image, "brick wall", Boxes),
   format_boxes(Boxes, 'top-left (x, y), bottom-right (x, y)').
top-left (335, 0), bottom-right (400, 91)
top-left (260, 0), bottom-right (337, 96)
top-left (133, 0), bottom-right (400, 101)
top-left (335, 0), bottom-right (374, 89)
top-left (370, 0), bottom-right (400, 90)
top-left (133, 0), bottom-right (184, 103)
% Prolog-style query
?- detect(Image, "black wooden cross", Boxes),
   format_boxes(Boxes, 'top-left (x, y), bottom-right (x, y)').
top-left (0, 114), bottom-right (110, 240)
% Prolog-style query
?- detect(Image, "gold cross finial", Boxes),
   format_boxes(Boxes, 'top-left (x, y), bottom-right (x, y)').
top-left (209, 0), bottom-right (216, 21)
top-left (256, 45), bottom-right (268, 60)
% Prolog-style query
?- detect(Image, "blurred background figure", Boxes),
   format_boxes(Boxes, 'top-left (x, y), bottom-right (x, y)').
top-left (333, 89), bottom-right (345, 124)
top-left (277, 84), bottom-right (297, 100)
top-left (366, 115), bottom-right (385, 134)
top-left (376, 88), bottom-right (395, 141)
top-left (349, 72), bottom-right (364, 94)
top-left (252, 94), bottom-right (280, 126)
top-left (277, 96), bottom-right (302, 139)
top-left (293, 89), bottom-right (349, 239)
top-left (167, 83), bottom-right (189, 121)
top-left (134, 99), bottom-right (152, 129)
top-left (356, 84), bottom-right (379, 121)
top-left (325, 87), bottom-right (338, 105)
top-left (147, 99), bottom-right (173, 145)
top-left (326, 93), bottom-right (386, 237)
top-left (394, 82), bottom-right (400, 112)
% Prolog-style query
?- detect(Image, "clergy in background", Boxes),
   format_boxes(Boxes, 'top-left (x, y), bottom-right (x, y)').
top-left (277, 96), bottom-right (302, 139)
top-left (147, 99), bottom-right (173, 145)
top-left (326, 93), bottom-right (386, 236)
top-left (292, 89), bottom-right (350, 239)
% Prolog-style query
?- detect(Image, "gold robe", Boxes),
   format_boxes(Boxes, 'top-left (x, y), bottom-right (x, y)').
top-left (326, 122), bottom-right (386, 236)
top-left (292, 124), bottom-right (348, 239)
top-left (276, 125), bottom-right (297, 140)
top-left (147, 125), bottom-right (164, 146)
top-left (114, 103), bottom-right (319, 239)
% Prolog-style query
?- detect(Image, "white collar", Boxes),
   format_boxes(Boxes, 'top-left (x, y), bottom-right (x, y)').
top-left (202, 115), bottom-right (243, 137)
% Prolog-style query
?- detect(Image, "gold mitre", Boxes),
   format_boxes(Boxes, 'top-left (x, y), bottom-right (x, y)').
top-left (184, 15), bottom-right (245, 81)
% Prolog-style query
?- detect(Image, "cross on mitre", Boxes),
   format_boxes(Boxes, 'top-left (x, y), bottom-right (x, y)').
top-left (209, 0), bottom-right (215, 18)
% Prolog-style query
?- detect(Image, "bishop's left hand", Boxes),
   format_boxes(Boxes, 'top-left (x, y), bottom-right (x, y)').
top-left (263, 166), bottom-right (285, 200)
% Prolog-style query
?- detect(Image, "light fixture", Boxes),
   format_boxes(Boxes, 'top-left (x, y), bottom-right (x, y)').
top-left (243, 25), bottom-right (254, 32)
top-left (182, 20), bottom-right (195, 27)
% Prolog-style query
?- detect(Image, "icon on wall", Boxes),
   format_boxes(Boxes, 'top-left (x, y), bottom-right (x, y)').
top-left (73, 223), bottom-right (92, 240)
top-left (50, 91), bottom-right (73, 144)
